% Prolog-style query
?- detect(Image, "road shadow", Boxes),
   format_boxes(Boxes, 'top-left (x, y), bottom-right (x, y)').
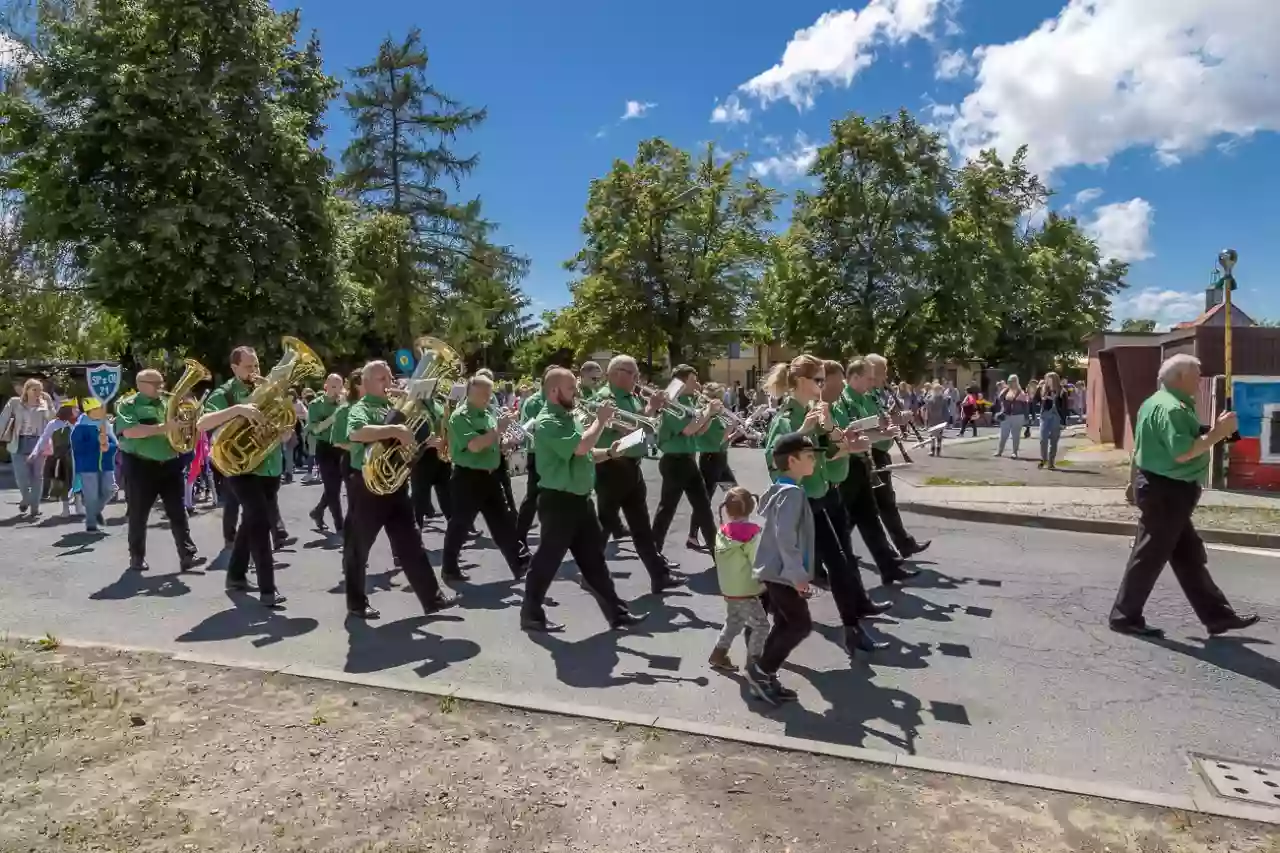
top-left (443, 576), bottom-right (522, 612)
top-left (810, 623), bottom-right (936, 671)
top-left (91, 569), bottom-right (192, 600)
top-left (1144, 634), bottom-right (1280, 692)
top-left (343, 615), bottom-right (477, 679)
top-left (176, 594), bottom-right (318, 647)
top-left (527, 630), bottom-right (707, 690)
top-left (54, 529), bottom-right (110, 556)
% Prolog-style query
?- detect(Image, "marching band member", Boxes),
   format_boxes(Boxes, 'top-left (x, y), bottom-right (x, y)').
top-left (685, 381), bottom-right (737, 550)
top-left (864, 354), bottom-right (930, 560)
top-left (197, 347), bottom-right (290, 607)
top-left (579, 360), bottom-right (627, 539)
top-left (762, 355), bottom-right (889, 656)
top-left (114, 368), bottom-right (200, 572)
top-left (342, 360), bottom-right (455, 619)
top-left (475, 368), bottom-right (520, 521)
top-left (440, 374), bottom-right (530, 582)
top-left (513, 374), bottom-right (545, 545)
top-left (651, 365), bottom-right (719, 561)
top-left (306, 373), bottom-right (346, 535)
top-left (520, 368), bottom-right (645, 633)
top-left (409, 382), bottom-right (452, 526)
top-left (593, 355), bottom-right (685, 593)
top-left (841, 358), bottom-right (915, 583)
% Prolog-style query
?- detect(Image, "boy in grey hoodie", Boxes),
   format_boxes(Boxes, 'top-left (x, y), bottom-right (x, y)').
top-left (745, 431), bottom-right (817, 706)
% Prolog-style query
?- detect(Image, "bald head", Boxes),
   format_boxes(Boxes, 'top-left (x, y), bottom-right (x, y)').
top-left (135, 369), bottom-right (165, 398)
top-left (323, 372), bottom-right (344, 399)
top-left (545, 367), bottom-right (577, 407)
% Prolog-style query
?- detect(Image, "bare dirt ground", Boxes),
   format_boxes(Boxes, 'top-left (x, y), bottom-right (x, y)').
top-left (1, 641), bottom-right (1275, 853)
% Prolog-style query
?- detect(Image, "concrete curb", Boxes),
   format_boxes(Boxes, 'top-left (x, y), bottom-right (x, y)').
top-left (901, 502), bottom-right (1280, 549)
top-left (19, 637), bottom-right (1279, 827)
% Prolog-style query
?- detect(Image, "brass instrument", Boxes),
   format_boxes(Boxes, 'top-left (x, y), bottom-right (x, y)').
top-left (210, 336), bottom-right (324, 476)
top-left (637, 384), bottom-right (691, 418)
top-left (362, 336), bottom-right (463, 495)
top-left (165, 358), bottom-right (212, 454)
top-left (574, 398), bottom-right (661, 432)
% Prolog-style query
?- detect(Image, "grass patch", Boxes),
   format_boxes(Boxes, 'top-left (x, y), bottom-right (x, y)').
top-left (923, 476), bottom-right (1026, 487)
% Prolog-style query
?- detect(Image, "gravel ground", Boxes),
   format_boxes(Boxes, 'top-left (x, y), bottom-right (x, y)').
top-left (2, 641), bottom-right (1276, 853)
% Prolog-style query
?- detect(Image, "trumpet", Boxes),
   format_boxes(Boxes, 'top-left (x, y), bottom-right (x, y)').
top-left (695, 392), bottom-right (756, 435)
top-left (637, 384), bottom-right (690, 418)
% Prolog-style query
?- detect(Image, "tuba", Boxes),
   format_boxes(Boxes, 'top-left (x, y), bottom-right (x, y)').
top-left (165, 358), bottom-right (212, 454)
top-left (210, 336), bottom-right (324, 477)
top-left (362, 336), bottom-right (463, 496)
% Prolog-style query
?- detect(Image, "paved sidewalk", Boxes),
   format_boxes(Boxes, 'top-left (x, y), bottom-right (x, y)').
top-left (896, 479), bottom-right (1280, 509)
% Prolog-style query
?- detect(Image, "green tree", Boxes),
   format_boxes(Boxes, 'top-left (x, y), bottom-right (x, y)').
top-left (1119, 317), bottom-right (1158, 333)
top-left (339, 27), bottom-right (527, 351)
top-left (1, 0), bottom-right (345, 370)
top-left (565, 139), bottom-right (780, 369)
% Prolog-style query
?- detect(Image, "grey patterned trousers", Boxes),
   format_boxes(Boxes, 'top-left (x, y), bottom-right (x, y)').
top-left (715, 596), bottom-right (770, 659)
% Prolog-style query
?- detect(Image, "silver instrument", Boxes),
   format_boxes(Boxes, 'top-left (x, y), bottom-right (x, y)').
top-left (638, 384), bottom-right (691, 418)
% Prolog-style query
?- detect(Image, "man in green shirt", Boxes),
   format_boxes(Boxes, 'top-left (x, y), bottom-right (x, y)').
top-left (198, 346), bottom-right (295, 606)
top-left (520, 368), bottom-right (644, 633)
top-left (440, 374), bottom-right (530, 583)
top-left (114, 368), bottom-right (199, 573)
top-left (651, 364), bottom-right (720, 564)
top-left (306, 373), bottom-right (346, 534)
top-left (840, 358), bottom-right (915, 584)
top-left (410, 390), bottom-right (452, 528)
top-left (342, 359), bottom-right (455, 620)
top-left (593, 355), bottom-right (685, 593)
top-left (862, 354), bottom-right (930, 561)
top-left (1109, 354), bottom-right (1257, 638)
top-left (685, 380), bottom-right (737, 549)
top-left (513, 377), bottom-right (546, 544)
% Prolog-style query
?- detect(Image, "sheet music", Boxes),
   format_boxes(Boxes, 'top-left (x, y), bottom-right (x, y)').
top-left (616, 429), bottom-right (647, 452)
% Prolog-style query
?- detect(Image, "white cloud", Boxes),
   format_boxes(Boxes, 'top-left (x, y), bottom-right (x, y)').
top-left (1072, 187), bottom-right (1103, 208)
top-left (1114, 288), bottom-right (1204, 328)
top-left (621, 100), bottom-right (656, 120)
top-left (945, 0), bottom-right (1280, 178)
top-left (750, 133), bottom-right (819, 183)
top-left (1084, 198), bottom-right (1154, 263)
top-left (732, 0), bottom-right (949, 111)
top-left (934, 49), bottom-right (971, 80)
top-left (710, 95), bottom-right (750, 124)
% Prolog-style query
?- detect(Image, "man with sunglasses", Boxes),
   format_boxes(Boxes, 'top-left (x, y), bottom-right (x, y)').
top-left (114, 369), bottom-right (200, 573)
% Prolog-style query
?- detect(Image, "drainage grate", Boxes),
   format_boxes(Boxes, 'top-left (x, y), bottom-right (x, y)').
top-left (1192, 754), bottom-right (1280, 808)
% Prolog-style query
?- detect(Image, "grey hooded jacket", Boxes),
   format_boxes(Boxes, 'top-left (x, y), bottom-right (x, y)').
top-left (752, 480), bottom-right (815, 589)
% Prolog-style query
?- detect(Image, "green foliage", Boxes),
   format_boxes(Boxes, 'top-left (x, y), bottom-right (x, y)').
top-left (3, 0), bottom-right (346, 369)
top-left (563, 139), bottom-right (780, 367)
top-left (1119, 318), bottom-right (1158, 333)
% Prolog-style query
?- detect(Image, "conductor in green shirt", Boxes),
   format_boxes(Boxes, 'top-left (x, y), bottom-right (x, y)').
top-left (651, 364), bottom-right (720, 564)
top-left (440, 374), bottom-right (531, 583)
top-left (520, 368), bottom-right (645, 633)
top-left (114, 368), bottom-right (200, 573)
top-left (1109, 354), bottom-right (1258, 638)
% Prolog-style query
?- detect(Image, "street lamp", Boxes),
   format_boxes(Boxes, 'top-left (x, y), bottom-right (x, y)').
top-left (1217, 249), bottom-right (1241, 443)
top-left (644, 185), bottom-right (701, 374)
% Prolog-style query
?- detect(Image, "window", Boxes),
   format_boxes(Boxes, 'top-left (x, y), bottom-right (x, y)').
top-left (1265, 404), bottom-right (1280, 464)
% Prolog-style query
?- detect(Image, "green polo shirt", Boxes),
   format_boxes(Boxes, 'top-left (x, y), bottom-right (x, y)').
top-left (519, 391), bottom-right (545, 423)
top-left (307, 397), bottom-right (341, 444)
top-left (693, 416), bottom-right (729, 453)
top-left (343, 394), bottom-right (392, 470)
top-left (657, 394), bottom-right (699, 455)
top-left (763, 397), bottom-right (829, 499)
top-left (845, 387), bottom-right (890, 451)
top-left (331, 402), bottom-right (353, 447)
top-left (824, 396), bottom-right (852, 485)
top-left (594, 383), bottom-right (649, 459)
top-left (203, 378), bottom-right (282, 478)
top-left (448, 401), bottom-right (500, 471)
top-left (1133, 387), bottom-right (1210, 483)
top-left (532, 401), bottom-right (595, 496)
top-left (114, 393), bottom-right (176, 462)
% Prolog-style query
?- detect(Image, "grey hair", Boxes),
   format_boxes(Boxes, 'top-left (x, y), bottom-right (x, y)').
top-left (580, 360), bottom-right (602, 375)
top-left (865, 354), bottom-right (887, 367)
top-left (607, 355), bottom-right (638, 374)
top-left (1157, 354), bottom-right (1201, 388)
top-left (360, 360), bottom-right (391, 383)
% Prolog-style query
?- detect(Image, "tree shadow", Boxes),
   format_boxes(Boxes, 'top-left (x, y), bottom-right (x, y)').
top-left (1143, 634), bottom-right (1280, 691)
top-left (343, 615), bottom-right (478, 678)
top-left (91, 569), bottom-right (191, 600)
top-left (176, 593), bottom-right (318, 648)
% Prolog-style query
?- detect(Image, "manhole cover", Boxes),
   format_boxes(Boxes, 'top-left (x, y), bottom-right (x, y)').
top-left (1192, 754), bottom-right (1280, 808)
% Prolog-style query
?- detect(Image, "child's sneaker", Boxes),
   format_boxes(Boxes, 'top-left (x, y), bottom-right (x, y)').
top-left (743, 661), bottom-right (780, 707)
top-left (708, 648), bottom-right (737, 672)
top-left (770, 676), bottom-right (798, 702)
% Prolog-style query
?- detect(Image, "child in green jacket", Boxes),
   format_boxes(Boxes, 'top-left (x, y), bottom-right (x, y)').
top-left (708, 487), bottom-right (769, 672)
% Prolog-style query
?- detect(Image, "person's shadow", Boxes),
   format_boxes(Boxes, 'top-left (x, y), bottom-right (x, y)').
top-left (54, 529), bottom-right (109, 557)
top-left (774, 660), bottom-right (930, 754)
top-left (343, 615), bottom-right (479, 679)
top-left (1144, 634), bottom-right (1280, 691)
top-left (176, 594), bottom-right (318, 648)
top-left (91, 570), bottom-right (191, 600)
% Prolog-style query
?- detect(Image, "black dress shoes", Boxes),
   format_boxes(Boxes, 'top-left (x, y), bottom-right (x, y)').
top-left (1207, 613), bottom-right (1260, 636)
top-left (651, 572), bottom-right (687, 594)
top-left (441, 567), bottom-right (470, 583)
top-left (1109, 619), bottom-right (1164, 638)
top-left (860, 600), bottom-right (893, 616)
top-left (844, 624), bottom-right (889, 653)
top-left (611, 611), bottom-right (647, 631)
top-left (424, 592), bottom-right (458, 614)
top-left (348, 605), bottom-right (381, 619)
top-left (521, 615), bottom-right (565, 633)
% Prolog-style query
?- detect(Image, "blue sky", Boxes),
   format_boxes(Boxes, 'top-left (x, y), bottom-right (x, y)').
top-left (292, 0), bottom-right (1280, 328)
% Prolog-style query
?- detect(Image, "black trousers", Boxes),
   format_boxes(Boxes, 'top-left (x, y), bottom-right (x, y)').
top-left (222, 474), bottom-right (288, 546)
top-left (652, 453), bottom-right (717, 554)
top-left (522, 490), bottom-right (626, 624)
top-left (312, 441), bottom-right (344, 531)
top-left (497, 454), bottom-right (517, 518)
top-left (411, 449), bottom-right (452, 524)
top-left (595, 457), bottom-right (671, 583)
top-left (124, 454), bottom-right (196, 562)
top-left (840, 458), bottom-right (901, 575)
top-left (686, 451), bottom-right (733, 540)
top-left (758, 582), bottom-right (812, 674)
top-left (441, 465), bottom-right (528, 576)
top-left (515, 452), bottom-right (541, 542)
top-left (343, 476), bottom-right (443, 613)
top-left (870, 447), bottom-right (916, 554)
top-left (812, 491), bottom-right (874, 624)
top-left (227, 474), bottom-right (279, 594)
top-left (1110, 470), bottom-right (1235, 627)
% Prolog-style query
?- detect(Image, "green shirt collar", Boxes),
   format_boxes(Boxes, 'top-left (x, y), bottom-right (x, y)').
top-left (1165, 387), bottom-right (1195, 408)
top-left (361, 394), bottom-right (390, 407)
top-left (545, 401), bottom-right (571, 417)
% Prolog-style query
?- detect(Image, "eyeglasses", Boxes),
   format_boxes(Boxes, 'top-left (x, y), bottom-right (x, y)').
top-left (804, 375), bottom-right (825, 387)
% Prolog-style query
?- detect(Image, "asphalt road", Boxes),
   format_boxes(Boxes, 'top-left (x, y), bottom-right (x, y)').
top-left (0, 449), bottom-right (1277, 802)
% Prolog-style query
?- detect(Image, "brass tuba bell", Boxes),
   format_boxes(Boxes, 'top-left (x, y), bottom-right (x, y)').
top-left (165, 358), bottom-right (212, 454)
